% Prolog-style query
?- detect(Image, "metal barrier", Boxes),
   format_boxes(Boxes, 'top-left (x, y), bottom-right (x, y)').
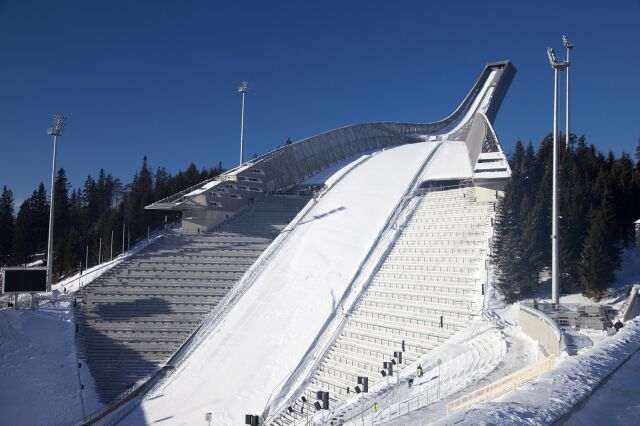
top-left (446, 355), bottom-right (557, 414)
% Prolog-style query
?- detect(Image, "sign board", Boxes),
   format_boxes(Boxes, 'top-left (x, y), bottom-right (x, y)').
top-left (1, 267), bottom-right (48, 294)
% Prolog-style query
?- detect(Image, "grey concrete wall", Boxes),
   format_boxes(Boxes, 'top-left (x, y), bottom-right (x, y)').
top-left (519, 304), bottom-right (563, 356)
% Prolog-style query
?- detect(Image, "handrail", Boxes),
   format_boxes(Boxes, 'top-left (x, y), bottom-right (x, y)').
top-left (413, 180), bottom-right (474, 196)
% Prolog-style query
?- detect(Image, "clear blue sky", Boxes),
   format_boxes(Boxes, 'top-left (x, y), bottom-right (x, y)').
top-left (1, 0), bottom-right (639, 203)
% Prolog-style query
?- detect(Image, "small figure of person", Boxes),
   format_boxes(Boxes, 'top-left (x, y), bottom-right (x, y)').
top-left (416, 365), bottom-right (423, 378)
top-left (614, 320), bottom-right (624, 331)
top-left (372, 402), bottom-right (380, 412)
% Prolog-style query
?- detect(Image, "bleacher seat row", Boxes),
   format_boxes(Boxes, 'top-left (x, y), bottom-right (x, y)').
top-left (75, 195), bottom-right (310, 404)
top-left (272, 187), bottom-right (493, 426)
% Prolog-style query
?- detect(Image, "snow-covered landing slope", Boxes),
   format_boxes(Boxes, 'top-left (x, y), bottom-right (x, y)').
top-left (119, 142), bottom-right (438, 426)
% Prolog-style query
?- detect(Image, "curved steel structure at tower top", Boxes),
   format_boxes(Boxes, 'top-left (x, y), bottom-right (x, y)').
top-left (147, 61), bottom-right (516, 232)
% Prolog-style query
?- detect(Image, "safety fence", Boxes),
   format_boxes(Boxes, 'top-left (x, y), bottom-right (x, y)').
top-left (446, 355), bottom-right (557, 414)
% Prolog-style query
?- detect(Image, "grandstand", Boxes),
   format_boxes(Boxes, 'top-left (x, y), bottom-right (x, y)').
top-left (75, 195), bottom-right (309, 403)
top-left (271, 186), bottom-right (493, 424)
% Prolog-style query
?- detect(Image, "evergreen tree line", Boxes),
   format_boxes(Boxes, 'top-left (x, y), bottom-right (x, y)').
top-left (0, 158), bottom-right (223, 280)
top-left (492, 136), bottom-right (640, 301)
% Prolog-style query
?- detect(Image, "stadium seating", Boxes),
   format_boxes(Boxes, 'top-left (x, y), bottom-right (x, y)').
top-left (75, 196), bottom-right (310, 404)
top-left (272, 187), bottom-right (492, 425)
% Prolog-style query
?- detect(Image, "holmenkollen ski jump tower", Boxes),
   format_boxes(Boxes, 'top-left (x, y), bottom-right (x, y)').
top-left (75, 60), bottom-right (516, 425)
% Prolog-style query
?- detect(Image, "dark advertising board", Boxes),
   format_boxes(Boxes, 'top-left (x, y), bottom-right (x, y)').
top-left (2, 267), bottom-right (48, 293)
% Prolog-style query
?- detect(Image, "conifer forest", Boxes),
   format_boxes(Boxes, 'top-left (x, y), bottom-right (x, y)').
top-left (492, 136), bottom-right (640, 301)
top-left (0, 158), bottom-right (223, 280)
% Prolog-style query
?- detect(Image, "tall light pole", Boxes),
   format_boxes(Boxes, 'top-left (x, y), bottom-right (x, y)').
top-left (563, 35), bottom-right (574, 149)
top-left (46, 114), bottom-right (66, 292)
top-left (238, 81), bottom-right (249, 165)
top-left (547, 48), bottom-right (568, 305)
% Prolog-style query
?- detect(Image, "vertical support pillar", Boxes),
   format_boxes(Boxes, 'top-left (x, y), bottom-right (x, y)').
top-left (552, 67), bottom-right (560, 305)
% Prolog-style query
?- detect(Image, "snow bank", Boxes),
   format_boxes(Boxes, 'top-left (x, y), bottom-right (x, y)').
top-left (0, 304), bottom-right (90, 425)
top-left (438, 318), bottom-right (640, 425)
top-left (564, 349), bottom-right (640, 425)
top-left (120, 142), bottom-right (437, 426)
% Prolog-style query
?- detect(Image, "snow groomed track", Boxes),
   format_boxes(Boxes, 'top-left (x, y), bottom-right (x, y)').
top-left (119, 143), bottom-right (439, 425)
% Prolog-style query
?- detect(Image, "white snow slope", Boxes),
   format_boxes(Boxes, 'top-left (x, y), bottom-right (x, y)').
top-left (119, 142), bottom-right (438, 426)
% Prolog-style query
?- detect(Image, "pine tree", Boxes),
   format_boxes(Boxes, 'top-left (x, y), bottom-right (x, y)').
top-left (11, 199), bottom-right (34, 264)
top-left (11, 184), bottom-right (48, 263)
top-left (53, 169), bottom-right (71, 277)
top-left (83, 175), bottom-right (99, 227)
top-left (0, 185), bottom-right (15, 265)
top-left (579, 206), bottom-right (615, 299)
top-left (30, 183), bottom-right (50, 255)
top-left (154, 167), bottom-right (172, 200)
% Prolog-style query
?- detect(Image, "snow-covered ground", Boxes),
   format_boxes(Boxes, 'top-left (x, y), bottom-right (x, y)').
top-left (438, 318), bottom-right (640, 425)
top-left (563, 347), bottom-right (640, 425)
top-left (118, 142), bottom-right (439, 426)
top-left (0, 232), bottom-right (164, 426)
top-left (0, 301), bottom-right (90, 426)
top-left (527, 248), bottom-right (640, 309)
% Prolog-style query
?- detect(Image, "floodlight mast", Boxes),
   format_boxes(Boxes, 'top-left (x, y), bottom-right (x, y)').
top-left (46, 114), bottom-right (66, 292)
top-left (563, 35), bottom-right (574, 149)
top-left (547, 48), bottom-right (568, 305)
top-left (238, 81), bottom-right (249, 165)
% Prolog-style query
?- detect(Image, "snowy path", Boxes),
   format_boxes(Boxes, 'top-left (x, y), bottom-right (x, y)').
top-left (119, 143), bottom-right (438, 426)
top-left (372, 320), bottom-right (538, 426)
top-left (438, 319), bottom-right (640, 425)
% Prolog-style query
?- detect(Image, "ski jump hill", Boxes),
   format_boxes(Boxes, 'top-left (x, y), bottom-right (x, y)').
top-left (76, 61), bottom-right (516, 425)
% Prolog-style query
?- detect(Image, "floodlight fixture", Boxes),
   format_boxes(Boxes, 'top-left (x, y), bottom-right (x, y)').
top-left (238, 81), bottom-right (249, 93)
top-left (547, 47), bottom-right (568, 70)
top-left (562, 35), bottom-right (574, 49)
top-left (47, 114), bottom-right (66, 136)
top-left (546, 47), bottom-right (557, 66)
